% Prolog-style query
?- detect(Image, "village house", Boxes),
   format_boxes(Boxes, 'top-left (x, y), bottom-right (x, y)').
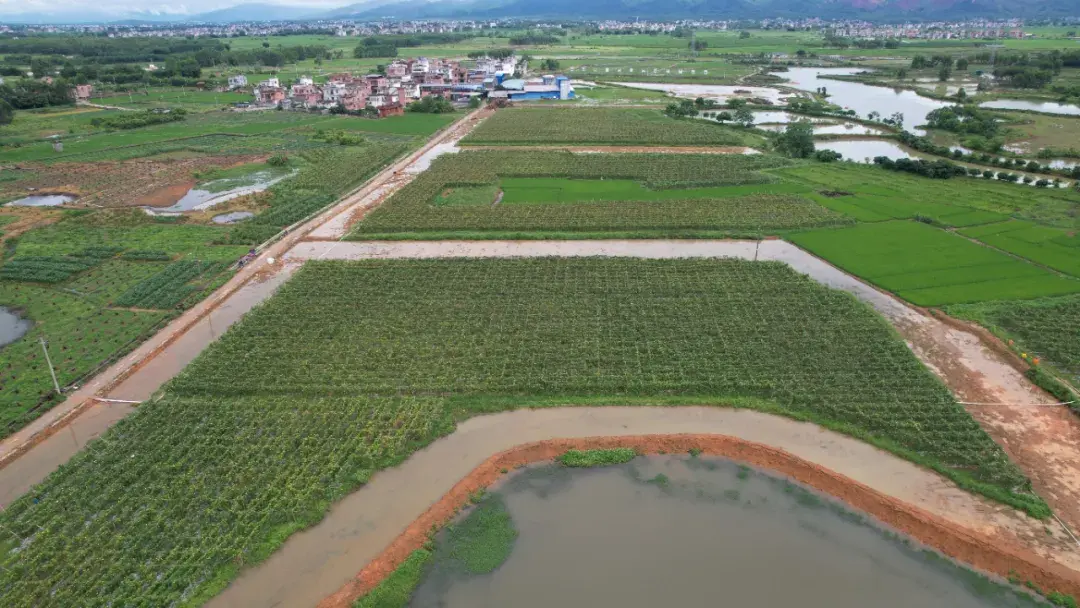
top-left (72, 84), bottom-right (93, 101)
top-left (227, 74), bottom-right (248, 90)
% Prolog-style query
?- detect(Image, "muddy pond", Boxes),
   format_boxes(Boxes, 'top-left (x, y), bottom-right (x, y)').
top-left (409, 456), bottom-right (1044, 608)
top-left (0, 307), bottom-right (31, 348)
top-left (5, 194), bottom-right (75, 207)
top-left (146, 169), bottom-right (294, 214)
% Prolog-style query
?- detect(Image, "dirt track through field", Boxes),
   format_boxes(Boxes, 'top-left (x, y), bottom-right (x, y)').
top-left (208, 407), bottom-right (1079, 608)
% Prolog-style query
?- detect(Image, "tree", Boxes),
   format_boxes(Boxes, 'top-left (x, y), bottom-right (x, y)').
top-left (739, 31), bottom-right (751, 39)
top-left (956, 87), bottom-right (967, 100)
top-left (733, 106), bottom-right (754, 128)
top-left (796, 49), bottom-right (807, 59)
top-left (262, 41), bottom-right (270, 49)
top-left (540, 58), bottom-right (560, 71)
top-left (897, 68), bottom-right (908, 80)
top-left (956, 58), bottom-right (969, 71)
top-left (468, 96), bottom-right (482, 109)
top-left (715, 111), bottom-right (732, 124)
top-left (775, 120), bottom-right (816, 158)
top-left (938, 63), bottom-right (952, 82)
top-left (727, 98), bottom-right (747, 110)
top-left (0, 99), bottom-right (13, 125)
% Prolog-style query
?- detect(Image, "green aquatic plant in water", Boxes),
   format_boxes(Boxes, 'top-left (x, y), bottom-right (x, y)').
top-left (442, 495), bottom-right (518, 575)
top-left (558, 448), bottom-right (637, 468)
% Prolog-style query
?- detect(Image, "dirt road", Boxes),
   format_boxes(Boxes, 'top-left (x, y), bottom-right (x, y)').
top-left (208, 407), bottom-right (1079, 608)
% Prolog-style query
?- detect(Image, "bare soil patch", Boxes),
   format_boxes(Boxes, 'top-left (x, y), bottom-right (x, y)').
top-left (0, 155), bottom-right (266, 209)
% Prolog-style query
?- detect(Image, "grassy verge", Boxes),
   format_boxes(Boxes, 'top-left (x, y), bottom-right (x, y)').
top-left (353, 549), bottom-right (433, 608)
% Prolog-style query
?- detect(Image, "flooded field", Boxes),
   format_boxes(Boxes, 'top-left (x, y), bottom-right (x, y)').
top-left (148, 169), bottom-right (293, 214)
top-left (979, 100), bottom-right (1080, 116)
top-left (758, 121), bottom-right (888, 136)
top-left (0, 307), bottom-right (31, 348)
top-left (780, 67), bottom-right (952, 134)
top-left (409, 456), bottom-right (1044, 608)
top-left (816, 139), bottom-right (914, 162)
top-left (617, 82), bottom-right (787, 104)
top-left (4, 194), bottom-right (75, 207)
top-left (211, 211), bottom-right (254, 224)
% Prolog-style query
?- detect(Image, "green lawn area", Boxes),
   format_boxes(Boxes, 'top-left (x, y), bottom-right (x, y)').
top-left (0, 256), bottom-right (1039, 606)
top-left (959, 220), bottom-right (1080, 278)
top-left (91, 90), bottom-right (253, 111)
top-left (352, 151), bottom-right (849, 239)
top-left (462, 107), bottom-right (758, 147)
top-left (789, 221), bottom-right (1080, 306)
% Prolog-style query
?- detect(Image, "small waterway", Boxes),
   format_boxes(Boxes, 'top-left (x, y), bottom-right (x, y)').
top-left (411, 456), bottom-right (1044, 608)
top-left (5, 194), bottom-right (75, 207)
top-left (211, 211), bottom-right (254, 224)
top-left (780, 67), bottom-right (952, 134)
top-left (979, 99), bottom-right (1080, 116)
top-left (0, 307), bottom-right (31, 348)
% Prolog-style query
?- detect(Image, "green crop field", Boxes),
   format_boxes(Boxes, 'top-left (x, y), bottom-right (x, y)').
top-left (463, 107), bottom-right (758, 147)
top-left (958, 221), bottom-right (1080, 278)
top-left (0, 257), bottom-right (1040, 607)
top-left (789, 221), bottom-right (1080, 306)
top-left (948, 295), bottom-right (1080, 386)
top-left (352, 150), bottom-right (849, 239)
top-left (777, 163), bottom-right (1080, 230)
top-left (0, 102), bottom-right (432, 436)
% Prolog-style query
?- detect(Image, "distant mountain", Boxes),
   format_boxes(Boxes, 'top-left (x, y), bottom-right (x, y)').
top-left (188, 3), bottom-right (322, 23)
top-left (0, 0), bottom-right (1072, 25)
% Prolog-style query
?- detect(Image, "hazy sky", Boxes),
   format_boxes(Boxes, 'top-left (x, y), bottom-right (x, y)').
top-left (0, 0), bottom-right (347, 17)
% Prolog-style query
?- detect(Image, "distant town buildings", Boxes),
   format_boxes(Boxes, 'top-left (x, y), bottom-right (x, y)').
top-left (245, 54), bottom-right (565, 112)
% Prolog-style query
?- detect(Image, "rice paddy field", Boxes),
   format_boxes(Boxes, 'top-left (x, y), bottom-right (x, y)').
top-left (788, 221), bottom-right (1080, 306)
top-left (462, 107), bottom-right (759, 147)
top-left (0, 257), bottom-right (1042, 607)
top-left (352, 150), bottom-right (849, 239)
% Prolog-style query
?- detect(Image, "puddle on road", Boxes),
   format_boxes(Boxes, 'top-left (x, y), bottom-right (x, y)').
top-left (412, 456), bottom-right (1044, 608)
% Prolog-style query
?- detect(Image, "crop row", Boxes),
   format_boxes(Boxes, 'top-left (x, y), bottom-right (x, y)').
top-left (0, 395), bottom-right (452, 606)
top-left (113, 260), bottom-right (228, 310)
top-left (0, 257), bottom-right (1039, 606)
top-left (352, 150), bottom-right (848, 237)
top-left (0, 247), bottom-right (123, 284)
top-left (948, 294), bottom-right (1080, 386)
top-left (463, 107), bottom-right (752, 146)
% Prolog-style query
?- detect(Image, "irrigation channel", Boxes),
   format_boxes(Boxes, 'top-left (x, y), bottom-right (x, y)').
top-left (1, 106), bottom-right (1080, 606)
top-left (411, 457), bottom-right (1047, 608)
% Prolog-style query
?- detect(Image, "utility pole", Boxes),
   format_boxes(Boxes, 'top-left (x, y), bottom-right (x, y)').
top-left (39, 337), bottom-right (61, 395)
